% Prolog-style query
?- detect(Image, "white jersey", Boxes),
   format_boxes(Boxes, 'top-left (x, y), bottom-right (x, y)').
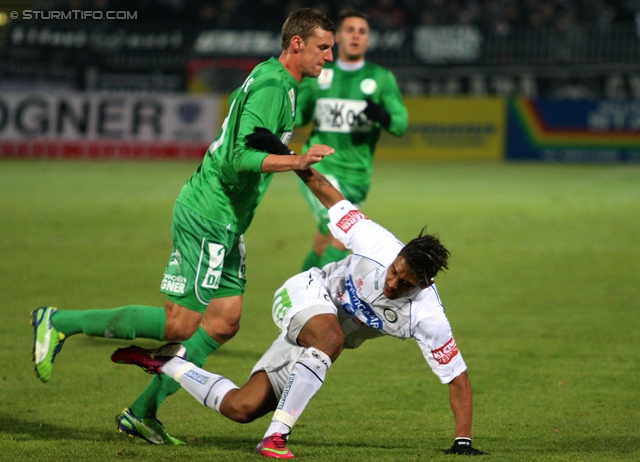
top-left (319, 200), bottom-right (467, 384)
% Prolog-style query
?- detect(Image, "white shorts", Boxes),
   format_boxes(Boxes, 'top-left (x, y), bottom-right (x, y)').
top-left (271, 268), bottom-right (337, 345)
top-left (250, 268), bottom-right (337, 395)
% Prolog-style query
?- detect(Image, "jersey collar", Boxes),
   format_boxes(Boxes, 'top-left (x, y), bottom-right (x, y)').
top-left (336, 58), bottom-right (365, 72)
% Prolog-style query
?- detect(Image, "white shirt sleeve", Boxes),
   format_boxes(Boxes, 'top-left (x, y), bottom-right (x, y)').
top-left (328, 200), bottom-right (403, 259)
top-left (411, 296), bottom-right (467, 384)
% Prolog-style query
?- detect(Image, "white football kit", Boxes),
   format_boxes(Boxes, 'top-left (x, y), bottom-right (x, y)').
top-left (252, 200), bottom-right (467, 397)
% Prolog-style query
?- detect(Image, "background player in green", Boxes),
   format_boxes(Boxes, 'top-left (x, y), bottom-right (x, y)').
top-left (295, 8), bottom-right (409, 270)
top-left (30, 8), bottom-right (336, 445)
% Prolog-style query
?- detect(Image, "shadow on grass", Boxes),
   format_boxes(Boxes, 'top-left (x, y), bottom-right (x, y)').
top-left (0, 412), bottom-right (117, 442)
top-left (0, 412), bottom-right (259, 451)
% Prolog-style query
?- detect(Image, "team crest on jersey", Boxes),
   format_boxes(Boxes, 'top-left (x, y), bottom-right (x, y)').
top-left (383, 308), bottom-right (398, 323)
top-left (432, 337), bottom-right (459, 365)
top-left (318, 68), bottom-right (334, 89)
top-left (360, 78), bottom-right (377, 95)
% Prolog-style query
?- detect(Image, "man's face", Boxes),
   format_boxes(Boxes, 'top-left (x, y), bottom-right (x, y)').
top-left (383, 255), bottom-right (427, 300)
top-left (336, 16), bottom-right (370, 62)
top-left (299, 28), bottom-right (334, 78)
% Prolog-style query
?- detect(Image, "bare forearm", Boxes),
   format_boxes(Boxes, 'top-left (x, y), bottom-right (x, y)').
top-left (261, 153), bottom-right (304, 173)
top-left (449, 371), bottom-right (473, 438)
top-left (260, 144), bottom-right (335, 173)
top-left (295, 168), bottom-right (344, 209)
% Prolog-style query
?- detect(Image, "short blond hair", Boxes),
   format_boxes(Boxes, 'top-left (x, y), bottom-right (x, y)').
top-left (281, 8), bottom-right (336, 50)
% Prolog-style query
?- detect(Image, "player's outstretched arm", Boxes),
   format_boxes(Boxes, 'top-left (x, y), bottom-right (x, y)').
top-left (246, 127), bottom-right (334, 173)
top-left (295, 167), bottom-right (344, 210)
top-left (446, 371), bottom-right (485, 455)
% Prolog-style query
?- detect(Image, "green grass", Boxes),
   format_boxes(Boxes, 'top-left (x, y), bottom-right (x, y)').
top-left (1, 159), bottom-right (639, 461)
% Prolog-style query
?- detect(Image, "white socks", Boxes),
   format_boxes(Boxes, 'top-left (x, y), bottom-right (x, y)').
top-left (265, 347), bottom-right (332, 437)
top-left (162, 357), bottom-right (239, 413)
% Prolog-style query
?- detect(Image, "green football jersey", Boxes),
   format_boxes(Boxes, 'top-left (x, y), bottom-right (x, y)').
top-left (296, 60), bottom-right (408, 186)
top-left (177, 57), bottom-right (299, 234)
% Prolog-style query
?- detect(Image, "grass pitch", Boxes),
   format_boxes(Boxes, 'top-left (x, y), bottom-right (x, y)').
top-left (1, 159), bottom-right (639, 461)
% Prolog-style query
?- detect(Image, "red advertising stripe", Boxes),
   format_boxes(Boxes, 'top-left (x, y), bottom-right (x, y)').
top-left (0, 141), bottom-right (209, 159)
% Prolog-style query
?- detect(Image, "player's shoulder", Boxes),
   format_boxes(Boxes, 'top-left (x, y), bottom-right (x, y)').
top-left (363, 61), bottom-right (391, 73)
top-left (248, 59), bottom-right (293, 90)
top-left (363, 62), bottom-right (397, 81)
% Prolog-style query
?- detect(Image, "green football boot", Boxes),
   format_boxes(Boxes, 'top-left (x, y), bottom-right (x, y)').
top-left (31, 306), bottom-right (66, 383)
top-left (116, 408), bottom-right (184, 445)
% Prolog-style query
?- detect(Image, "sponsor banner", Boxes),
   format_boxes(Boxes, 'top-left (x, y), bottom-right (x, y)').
top-left (0, 91), bottom-right (219, 159)
top-left (193, 29), bottom-right (408, 57)
top-left (414, 26), bottom-right (482, 63)
top-left (9, 22), bottom-right (184, 54)
top-left (374, 96), bottom-right (505, 160)
top-left (507, 98), bottom-right (640, 162)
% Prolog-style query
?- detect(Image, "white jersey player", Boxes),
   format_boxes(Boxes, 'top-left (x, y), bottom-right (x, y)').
top-left (112, 166), bottom-right (484, 458)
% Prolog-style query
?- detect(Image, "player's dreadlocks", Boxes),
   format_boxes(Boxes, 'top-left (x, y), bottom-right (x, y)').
top-left (399, 228), bottom-right (450, 285)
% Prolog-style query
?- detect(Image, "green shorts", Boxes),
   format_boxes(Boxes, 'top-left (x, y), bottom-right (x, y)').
top-left (298, 174), bottom-right (368, 235)
top-left (160, 202), bottom-right (246, 313)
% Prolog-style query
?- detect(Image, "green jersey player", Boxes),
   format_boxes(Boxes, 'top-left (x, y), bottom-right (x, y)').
top-left (296, 8), bottom-right (408, 270)
top-left (30, 8), bottom-right (335, 445)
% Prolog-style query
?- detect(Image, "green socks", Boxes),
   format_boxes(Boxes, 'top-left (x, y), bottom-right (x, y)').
top-left (302, 245), bottom-right (350, 271)
top-left (318, 244), bottom-right (350, 267)
top-left (302, 249), bottom-right (321, 271)
top-left (130, 327), bottom-right (220, 418)
top-left (51, 305), bottom-right (166, 340)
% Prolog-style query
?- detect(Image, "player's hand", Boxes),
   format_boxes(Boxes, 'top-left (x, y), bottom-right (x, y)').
top-left (297, 144), bottom-right (334, 170)
top-left (246, 127), bottom-right (293, 155)
top-left (362, 98), bottom-right (391, 128)
top-left (445, 437), bottom-right (485, 455)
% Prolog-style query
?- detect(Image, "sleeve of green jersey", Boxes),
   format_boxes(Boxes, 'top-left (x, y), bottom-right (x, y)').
top-left (233, 81), bottom-right (290, 172)
top-left (295, 78), bottom-right (318, 127)
top-left (380, 69), bottom-right (409, 137)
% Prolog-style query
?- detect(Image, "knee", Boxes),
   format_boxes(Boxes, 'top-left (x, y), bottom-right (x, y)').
top-left (163, 301), bottom-right (201, 341)
top-left (164, 319), bottom-right (198, 341)
top-left (204, 318), bottom-right (240, 344)
top-left (220, 393), bottom-right (260, 424)
top-left (315, 328), bottom-right (344, 362)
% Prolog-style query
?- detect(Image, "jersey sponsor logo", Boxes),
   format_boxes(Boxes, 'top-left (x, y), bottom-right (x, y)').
top-left (161, 274), bottom-right (187, 295)
top-left (288, 88), bottom-right (295, 117)
top-left (201, 242), bottom-right (225, 289)
top-left (237, 235), bottom-right (247, 279)
top-left (360, 78), bottom-right (377, 95)
top-left (315, 98), bottom-right (372, 133)
top-left (272, 287), bottom-right (292, 325)
top-left (343, 276), bottom-right (383, 329)
top-left (318, 68), bottom-right (334, 89)
top-left (277, 373), bottom-right (296, 410)
top-left (184, 369), bottom-right (210, 385)
top-left (168, 249), bottom-right (182, 268)
top-left (281, 130), bottom-right (292, 147)
top-left (432, 337), bottom-right (459, 365)
top-left (336, 209), bottom-right (368, 233)
top-left (310, 351), bottom-right (330, 369)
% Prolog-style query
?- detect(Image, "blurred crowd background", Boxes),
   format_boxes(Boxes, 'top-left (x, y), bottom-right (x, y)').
top-left (25, 0), bottom-right (640, 33)
top-left (1, 0), bottom-right (639, 96)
